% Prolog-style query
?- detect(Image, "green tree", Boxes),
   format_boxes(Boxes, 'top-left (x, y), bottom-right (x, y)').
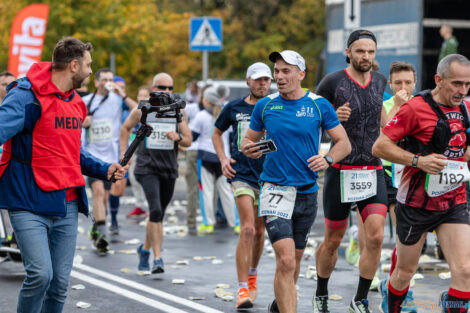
top-left (0, 0), bottom-right (326, 94)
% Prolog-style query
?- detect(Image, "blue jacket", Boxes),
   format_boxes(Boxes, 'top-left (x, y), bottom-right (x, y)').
top-left (0, 77), bottom-right (110, 217)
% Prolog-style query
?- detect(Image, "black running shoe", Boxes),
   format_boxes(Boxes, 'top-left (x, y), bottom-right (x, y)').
top-left (268, 299), bottom-right (279, 313)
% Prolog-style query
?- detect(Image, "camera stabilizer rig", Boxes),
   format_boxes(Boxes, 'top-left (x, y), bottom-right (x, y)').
top-left (110, 92), bottom-right (186, 182)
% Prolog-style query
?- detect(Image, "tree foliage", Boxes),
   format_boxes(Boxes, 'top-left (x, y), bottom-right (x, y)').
top-left (0, 0), bottom-right (325, 95)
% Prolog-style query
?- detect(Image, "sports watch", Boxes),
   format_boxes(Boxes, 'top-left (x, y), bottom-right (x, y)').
top-left (324, 155), bottom-right (333, 166)
top-left (176, 133), bottom-right (183, 143)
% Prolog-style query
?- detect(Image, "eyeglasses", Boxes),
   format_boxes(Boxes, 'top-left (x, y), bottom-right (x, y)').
top-left (154, 85), bottom-right (174, 91)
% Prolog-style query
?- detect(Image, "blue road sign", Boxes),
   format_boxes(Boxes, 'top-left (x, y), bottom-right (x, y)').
top-left (189, 17), bottom-right (222, 51)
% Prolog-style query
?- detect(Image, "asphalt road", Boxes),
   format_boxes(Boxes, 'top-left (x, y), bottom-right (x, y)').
top-left (0, 175), bottom-right (453, 313)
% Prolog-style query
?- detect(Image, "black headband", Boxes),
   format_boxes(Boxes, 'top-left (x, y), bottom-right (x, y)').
top-left (347, 30), bottom-right (377, 47)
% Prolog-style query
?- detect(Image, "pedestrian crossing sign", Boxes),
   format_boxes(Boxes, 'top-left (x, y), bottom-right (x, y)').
top-left (189, 17), bottom-right (222, 51)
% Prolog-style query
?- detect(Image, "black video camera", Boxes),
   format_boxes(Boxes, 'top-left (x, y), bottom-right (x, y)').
top-left (138, 92), bottom-right (186, 123)
top-left (110, 92), bottom-right (186, 182)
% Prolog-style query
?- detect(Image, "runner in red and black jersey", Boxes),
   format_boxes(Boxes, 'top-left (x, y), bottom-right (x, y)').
top-left (373, 54), bottom-right (470, 313)
top-left (314, 29), bottom-right (388, 313)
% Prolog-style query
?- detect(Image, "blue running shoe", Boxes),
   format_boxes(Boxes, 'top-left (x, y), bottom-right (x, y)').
top-left (439, 291), bottom-right (448, 313)
top-left (137, 244), bottom-right (150, 271)
top-left (152, 257), bottom-right (164, 274)
top-left (378, 279), bottom-right (388, 313)
top-left (402, 289), bottom-right (418, 312)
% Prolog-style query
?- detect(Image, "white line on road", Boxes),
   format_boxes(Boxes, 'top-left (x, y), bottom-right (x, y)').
top-left (73, 263), bottom-right (224, 313)
top-left (70, 270), bottom-right (188, 313)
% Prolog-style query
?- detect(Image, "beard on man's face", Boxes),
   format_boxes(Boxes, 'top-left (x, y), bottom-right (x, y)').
top-left (72, 72), bottom-right (88, 89)
top-left (351, 58), bottom-right (372, 73)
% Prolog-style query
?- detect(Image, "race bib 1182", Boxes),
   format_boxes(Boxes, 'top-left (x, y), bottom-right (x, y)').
top-left (425, 160), bottom-right (470, 197)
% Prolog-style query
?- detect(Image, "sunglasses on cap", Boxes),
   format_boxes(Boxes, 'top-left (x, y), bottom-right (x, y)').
top-left (154, 85), bottom-right (174, 91)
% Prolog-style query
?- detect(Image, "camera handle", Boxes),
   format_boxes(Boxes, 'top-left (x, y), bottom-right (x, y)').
top-left (110, 122), bottom-right (154, 183)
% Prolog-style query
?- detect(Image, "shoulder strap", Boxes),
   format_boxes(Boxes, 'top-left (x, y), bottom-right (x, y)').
top-left (86, 92), bottom-right (97, 113)
top-left (459, 101), bottom-right (470, 146)
top-left (417, 90), bottom-right (448, 121)
top-left (86, 92), bottom-right (109, 116)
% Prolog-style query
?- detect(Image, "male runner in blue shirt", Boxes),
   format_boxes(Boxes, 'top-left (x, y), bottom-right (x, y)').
top-left (242, 50), bottom-right (351, 313)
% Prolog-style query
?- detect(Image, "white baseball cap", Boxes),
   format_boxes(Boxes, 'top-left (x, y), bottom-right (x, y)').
top-left (269, 50), bottom-right (306, 71)
top-left (246, 62), bottom-right (273, 80)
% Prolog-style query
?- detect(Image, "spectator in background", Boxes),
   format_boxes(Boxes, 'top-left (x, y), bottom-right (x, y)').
top-left (439, 24), bottom-right (458, 62)
top-left (185, 79), bottom-right (200, 104)
top-left (0, 71), bottom-right (16, 104)
top-left (184, 84), bottom-right (211, 234)
top-left (191, 85), bottom-right (239, 235)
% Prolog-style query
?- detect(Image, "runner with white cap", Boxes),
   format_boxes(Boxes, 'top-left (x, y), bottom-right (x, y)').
top-left (242, 50), bottom-right (351, 313)
top-left (212, 62), bottom-right (272, 309)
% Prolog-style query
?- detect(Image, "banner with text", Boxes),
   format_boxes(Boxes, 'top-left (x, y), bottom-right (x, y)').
top-left (8, 4), bottom-right (50, 78)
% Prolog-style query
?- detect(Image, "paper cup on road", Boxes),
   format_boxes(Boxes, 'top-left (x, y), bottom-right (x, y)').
top-left (73, 255), bottom-right (83, 265)
top-left (222, 295), bottom-right (234, 301)
top-left (124, 238), bottom-right (141, 245)
top-left (439, 272), bottom-right (451, 279)
top-left (214, 288), bottom-right (226, 298)
top-left (172, 279), bottom-right (185, 284)
top-left (72, 284), bottom-right (86, 290)
top-left (76, 301), bottom-right (91, 308)
top-left (176, 260), bottom-right (189, 265)
top-left (189, 296), bottom-right (205, 300)
top-left (330, 294), bottom-right (342, 301)
top-left (216, 283), bottom-right (230, 289)
top-left (413, 273), bottom-right (424, 280)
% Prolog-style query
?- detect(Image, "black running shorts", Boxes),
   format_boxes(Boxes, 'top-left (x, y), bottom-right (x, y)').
top-left (88, 177), bottom-right (111, 191)
top-left (383, 166), bottom-right (398, 206)
top-left (395, 202), bottom-right (470, 246)
top-left (264, 192), bottom-right (318, 250)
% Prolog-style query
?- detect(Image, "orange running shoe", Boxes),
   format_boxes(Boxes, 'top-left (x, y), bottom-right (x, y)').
top-left (236, 287), bottom-right (253, 309)
top-left (248, 274), bottom-right (258, 301)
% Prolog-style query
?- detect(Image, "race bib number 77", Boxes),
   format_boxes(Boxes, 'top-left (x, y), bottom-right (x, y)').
top-left (259, 183), bottom-right (297, 219)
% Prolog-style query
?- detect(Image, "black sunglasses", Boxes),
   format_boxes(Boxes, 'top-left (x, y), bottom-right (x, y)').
top-left (154, 85), bottom-right (174, 91)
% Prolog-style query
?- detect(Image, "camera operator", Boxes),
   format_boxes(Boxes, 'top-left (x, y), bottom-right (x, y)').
top-left (119, 73), bottom-right (192, 274)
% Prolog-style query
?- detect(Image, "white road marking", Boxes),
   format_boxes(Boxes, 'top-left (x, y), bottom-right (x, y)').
top-left (70, 270), bottom-right (188, 313)
top-left (73, 263), bottom-right (224, 313)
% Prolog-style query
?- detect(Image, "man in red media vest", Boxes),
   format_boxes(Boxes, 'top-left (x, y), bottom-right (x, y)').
top-left (0, 37), bottom-right (128, 313)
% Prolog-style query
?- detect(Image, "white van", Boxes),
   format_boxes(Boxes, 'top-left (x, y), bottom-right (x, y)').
top-left (199, 79), bottom-right (278, 102)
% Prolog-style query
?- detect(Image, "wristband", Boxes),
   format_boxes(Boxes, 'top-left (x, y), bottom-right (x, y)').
top-left (123, 95), bottom-right (128, 101)
top-left (176, 133), bottom-right (183, 143)
top-left (412, 154), bottom-right (419, 168)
